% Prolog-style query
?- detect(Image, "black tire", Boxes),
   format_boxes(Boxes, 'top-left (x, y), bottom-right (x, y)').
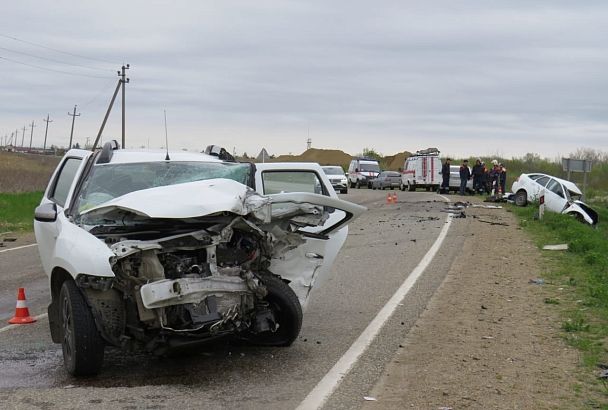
top-left (349, 180), bottom-right (355, 189)
top-left (372, 185), bottom-right (376, 190)
top-left (400, 183), bottom-right (406, 192)
top-left (356, 180), bottom-right (361, 189)
top-left (341, 188), bottom-right (348, 194)
top-left (515, 190), bottom-right (528, 207)
top-left (408, 182), bottom-right (415, 192)
top-left (247, 275), bottom-right (302, 347)
top-left (60, 281), bottom-right (104, 376)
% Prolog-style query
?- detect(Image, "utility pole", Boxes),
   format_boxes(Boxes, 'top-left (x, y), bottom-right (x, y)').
top-left (119, 64), bottom-right (130, 148)
top-left (42, 114), bottom-right (52, 151)
top-left (28, 120), bottom-right (36, 151)
top-left (21, 125), bottom-right (26, 147)
top-left (68, 105), bottom-right (80, 149)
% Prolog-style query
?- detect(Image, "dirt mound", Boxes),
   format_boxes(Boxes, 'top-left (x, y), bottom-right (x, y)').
top-left (273, 148), bottom-right (353, 171)
top-left (383, 151), bottom-right (412, 171)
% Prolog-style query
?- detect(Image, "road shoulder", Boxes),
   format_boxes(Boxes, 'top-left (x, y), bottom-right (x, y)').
top-left (363, 201), bottom-right (583, 409)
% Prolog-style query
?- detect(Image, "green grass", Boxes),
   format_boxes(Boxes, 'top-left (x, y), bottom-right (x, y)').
top-left (0, 191), bottom-right (44, 231)
top-left (510, 202), bottom-right (608, 400)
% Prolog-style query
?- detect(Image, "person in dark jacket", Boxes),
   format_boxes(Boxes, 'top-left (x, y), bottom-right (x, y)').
top-left (499, 164), bottom-right (507, 194)
top-left (472, 159), bottom-right (484, 194)
top-left (440, 158), bottom-right (451, 194)
top-left (459, 159), bottom-right (471, 195)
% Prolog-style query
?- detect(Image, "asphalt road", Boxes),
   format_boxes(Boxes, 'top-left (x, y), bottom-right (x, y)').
top-left (0, 189), bottom-right (467, 409)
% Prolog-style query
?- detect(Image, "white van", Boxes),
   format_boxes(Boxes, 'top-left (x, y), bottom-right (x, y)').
top-left (400, 148), bottom-right (442, 192)
top-left (348, 158), bottom-right (380, 189)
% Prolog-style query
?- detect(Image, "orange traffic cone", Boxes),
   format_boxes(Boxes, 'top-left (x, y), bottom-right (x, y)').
top-left (392, 192), bottom-right (398, 203)
top-left (8, 288), bottom-right (36, 324)
top-left (386, 192), bottom-right (393, 204)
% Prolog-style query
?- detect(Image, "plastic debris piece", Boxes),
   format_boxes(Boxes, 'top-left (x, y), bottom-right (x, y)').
top-left (471, 204), bottom-right (502, 209)
top-left (363, 396), bottom-right (377, 401)
top-left (528, 278), bottom-right (545, 285)
top-left (542, 244), bottom-right (568, 251)
top-left (482, 336), bottom-right (494, 340)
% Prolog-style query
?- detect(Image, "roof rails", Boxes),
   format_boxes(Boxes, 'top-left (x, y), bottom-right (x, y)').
top-left (413, 147), bottom-right (440, 156)
top-left (97, 140), bottom-right (120, 164)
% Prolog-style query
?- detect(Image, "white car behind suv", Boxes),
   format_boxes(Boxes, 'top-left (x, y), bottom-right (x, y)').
top-left (511, 173), bottom-right (598, 225)
top-left (34, 142), bottom-right (365, 376)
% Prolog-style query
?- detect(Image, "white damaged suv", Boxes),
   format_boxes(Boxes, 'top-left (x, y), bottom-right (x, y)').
top-left (34, 142), bottom-right (365, 376)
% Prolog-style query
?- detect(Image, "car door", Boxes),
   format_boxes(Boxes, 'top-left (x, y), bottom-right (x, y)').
top-left (254, 163), bottom-right (365, 308)
top-left (530, 176), bottom-right (550, 201)
top-left (544, 178), bottom-right (568, 213)
top-left (34, 150), bottom-right (94, 275)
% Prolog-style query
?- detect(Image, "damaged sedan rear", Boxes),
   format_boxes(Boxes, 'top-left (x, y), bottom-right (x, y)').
top-left (34, 143), bottom-right (365, 376)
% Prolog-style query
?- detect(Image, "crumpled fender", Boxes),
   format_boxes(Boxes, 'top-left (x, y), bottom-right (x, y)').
top-left (52, 215), bottom-right (115, 278)
top-left (563, 201), bottom-right (598, 225)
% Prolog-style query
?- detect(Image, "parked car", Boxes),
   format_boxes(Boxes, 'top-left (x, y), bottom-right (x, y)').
top-left (400, 148), bottom-right (441, 192)
top-left (371, 171), bottom-right (401, 190)
top-left (322, 165), bottom-right (348, 194)
top-left (34, 142), bottom-right (366, 376)
top-left (347, 157), bottom-right (380, 189)
top-left (448, 165), bottom-right (474, 193)
top-left (511, 173), bottom-right (598, 225)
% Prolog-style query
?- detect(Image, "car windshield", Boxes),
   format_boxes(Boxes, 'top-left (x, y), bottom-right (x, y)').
top-left (75, 161), bottom-right (251, 213)
top-left (322, 166), bottom-right (344, 175)
top-left (360, 163), bottom-right (380, 172)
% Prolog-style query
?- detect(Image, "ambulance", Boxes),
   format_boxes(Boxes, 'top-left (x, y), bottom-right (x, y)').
top-left (400, 148), bottom-right (442, 192)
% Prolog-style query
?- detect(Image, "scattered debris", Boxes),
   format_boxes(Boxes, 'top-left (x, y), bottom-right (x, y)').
top-left (481, 305), bottom-right (488, 310)
top-left (484, 196), bottom-right (507, 203)
top-left (481, 336), bottom-right (494, 340)
top-left (471, 204), bottom-right (502, 209)
top-left (3, 237), bottom-right (16, 242)
top-left (363, 396), bottom-right (377, 401)
top-left (438, 407), bottom-right (453, 410)
top-left (599, 369), bottom-right (608, 380)
top-left (476, 219), bottom-right (508, 226)
top-left (542, 244), bottom-right (568, 251)
top-left (528, 278), bottom-right (545, 285)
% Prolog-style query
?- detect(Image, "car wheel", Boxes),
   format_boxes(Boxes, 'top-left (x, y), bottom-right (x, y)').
top-left (400, 183), bottom-right (405, 192)
top-left (246, 274), bottom-right (302, 347)
top-left (372, 185), bottom-right (376, 190)
top-left (408, 182), bottom-right (415, 192)
top-left (60, 280), bottom-right (104, 376)
top-left (356, 181), bottom-right (360, 189)
top-left (573, 212), bottom-right (586, 224)
top-left (341, 188), bottom-right (348, 194)
top-left (515, 190), bottom-right (528, 207)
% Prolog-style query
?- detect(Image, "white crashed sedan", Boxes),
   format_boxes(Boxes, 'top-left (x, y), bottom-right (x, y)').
top-left (511, 173), bottom-right (598, 225)
top-left (34, 142), bottom-right (365, 376)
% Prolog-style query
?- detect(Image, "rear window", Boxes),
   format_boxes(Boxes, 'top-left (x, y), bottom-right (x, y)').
top-left (535, 176), bottom-right (550, 187)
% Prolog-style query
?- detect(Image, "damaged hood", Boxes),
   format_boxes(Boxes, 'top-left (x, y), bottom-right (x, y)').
top-left (81, 178), bottom-right (270, 220)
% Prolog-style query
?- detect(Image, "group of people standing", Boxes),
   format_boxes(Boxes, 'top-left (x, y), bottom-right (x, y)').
top-left (440, 158), bottom-right (507, 195)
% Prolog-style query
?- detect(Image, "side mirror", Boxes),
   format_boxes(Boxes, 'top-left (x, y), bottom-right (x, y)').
top-left (35, 202), bottom-right (58, 222)
top-left (355, 168), bottom-right (359, 172)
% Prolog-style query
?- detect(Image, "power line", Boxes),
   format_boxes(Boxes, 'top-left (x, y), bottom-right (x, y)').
top-left (0, 45), bottom-right (111, 73)
top-left (0, 33), bottom-right (115, 65)
top-left (79, 77), bottom-right (118, 110)
top-left (0, 55), bottom-right (111, 79)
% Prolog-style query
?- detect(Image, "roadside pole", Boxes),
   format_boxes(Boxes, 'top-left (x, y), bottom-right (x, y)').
top-left (539, 190), bottom-right (545, 220)
top-left (28, 120), bottom-right (36, 152)
top-left (42, 115), bottom-right (52, 152)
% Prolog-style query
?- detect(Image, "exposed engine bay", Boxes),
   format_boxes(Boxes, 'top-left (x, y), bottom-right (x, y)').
top-left (77, 205), bottom-right (325, 353)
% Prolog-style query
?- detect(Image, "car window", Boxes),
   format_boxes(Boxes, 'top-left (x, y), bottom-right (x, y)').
top-left (322, 166), bottom-right (343, 175)
top-left (50, 158), bottom-right (82, 207)
top-left (535, 176), bottom-right (550, 187)
top-left (76, 161), bottom-right (251, 212)
top-left (262, 170), bottom-right (327, 196)
top-left (528, 174), bottom-right (543, 181)
top-left (546, 179), bottom-right (564, 198)
top-left (359, 163), bottom-right (380, 172)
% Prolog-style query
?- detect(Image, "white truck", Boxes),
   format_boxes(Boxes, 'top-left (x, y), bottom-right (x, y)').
top-left (400, 148), bottom-right (442, 192)
top-left (347, 157), bottom-right (380, 189)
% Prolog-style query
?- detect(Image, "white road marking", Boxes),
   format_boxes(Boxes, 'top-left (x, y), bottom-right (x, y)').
top-left (0, 313), bottom-right (48, 334)
top-left (297, 194), bottom-right (453, 410)
top-left (0, 243), bottom-right (37, 254)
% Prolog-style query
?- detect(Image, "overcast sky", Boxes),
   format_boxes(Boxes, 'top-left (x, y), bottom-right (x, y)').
top-left (1, 1), bottom-right (607, 159)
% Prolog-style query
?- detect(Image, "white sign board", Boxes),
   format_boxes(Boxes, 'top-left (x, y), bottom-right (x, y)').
top-left (562, 158), bottom-right (592, 173)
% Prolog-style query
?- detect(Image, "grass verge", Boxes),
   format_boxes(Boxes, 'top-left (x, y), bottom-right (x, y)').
top-left (0, 191), bottom-right (44, 232)
top-left (509, 202), bottom-right (608, 404)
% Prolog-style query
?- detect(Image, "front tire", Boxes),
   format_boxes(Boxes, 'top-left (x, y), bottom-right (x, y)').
top-left (247, 274), bottom-right (302, 347)
top-left (515, 190), bottom-right (528, 207)
top-left (408, 182), bottom-right (415, 192)
top-left (341, 188), bottom-right (348, 194)
top-left (60, 281), bottom-right (104, 376)
top-left (356, 180), bottom-right (361, 189)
